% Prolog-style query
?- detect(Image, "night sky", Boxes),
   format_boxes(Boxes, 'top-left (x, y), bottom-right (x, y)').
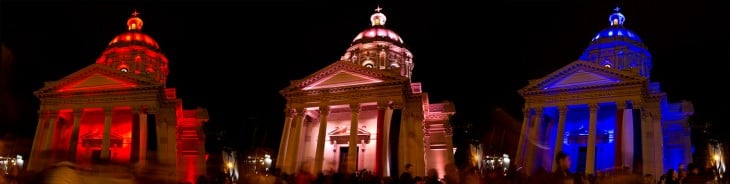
top-left (2, 0), bottom-right (729, 151)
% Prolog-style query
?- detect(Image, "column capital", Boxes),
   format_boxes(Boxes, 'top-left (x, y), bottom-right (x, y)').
top-left (558, 105), bottom-right (568, 114)
top-left (319, 106), bottom-right (330, 115)
top-left (522, 107), bottom-right (531, 115)
top-left (103, 107), bottom-right (113, 116)
top-left (48, 109), bottom-right (59, 116)
top-left (534, 107), bottom-right (544, 114)
top-left (390, 102), bottom-right (404, 109)
top-left (38, 110), bottom-right (48, 117)
top-left (377, 101), bottom-right (389, 110)
top-left (588, 103), bottom-right (599, 112)
top-left (295, 108), bottom-right (306, 117)
top-left (616, 100), bottom-right (627, 109)
top-left (350, 103), bottom-right (361, 113)
top-left (73, 109), bottom-right (83, 117)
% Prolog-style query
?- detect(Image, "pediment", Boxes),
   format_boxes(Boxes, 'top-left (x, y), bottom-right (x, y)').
top-left (282, 61), bottom-right (408, 92)
top-left (304, 71), bottom-right (383, 90)
top-left (520, 61), bottom-right (646, 94)
top-left (35, 64), bottom-right (160, 95)
top-left (327, 126), bottom-right (371, 136)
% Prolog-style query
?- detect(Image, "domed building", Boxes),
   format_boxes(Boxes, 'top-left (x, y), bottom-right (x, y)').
top-left (29, 11), bottom-right (208, 183)
top-left (516, 7), bottom-right (693, 178)
top-left (278, 6), bottom-right (455, 178)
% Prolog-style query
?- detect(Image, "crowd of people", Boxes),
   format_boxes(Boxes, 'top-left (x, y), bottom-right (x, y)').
top-left (230, 152), bottom-right (727, 184)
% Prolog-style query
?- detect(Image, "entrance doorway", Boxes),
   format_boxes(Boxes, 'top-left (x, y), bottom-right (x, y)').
top-left (338, 147), bottom-right (358, 172)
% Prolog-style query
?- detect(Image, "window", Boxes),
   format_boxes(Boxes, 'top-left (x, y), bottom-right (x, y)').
top-left (604, 64), bottom-right (612, 68)
top-left (120, 68), bottom-right (129, 72)
top-left (364, 63), bottom-right (374, 68)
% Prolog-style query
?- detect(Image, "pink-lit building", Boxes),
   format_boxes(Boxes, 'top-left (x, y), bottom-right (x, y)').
top-left (28, 12), bottom-right (208, 183)
top-left (277, 6), bottom-right (456, 178)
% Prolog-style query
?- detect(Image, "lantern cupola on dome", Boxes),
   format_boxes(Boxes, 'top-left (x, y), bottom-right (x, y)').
top-left (580, 6), bottom-right (653, 78)
top-left (96, 10), bottom-right (170, 84)
top-left (342, 5), bottom-right (414, 78)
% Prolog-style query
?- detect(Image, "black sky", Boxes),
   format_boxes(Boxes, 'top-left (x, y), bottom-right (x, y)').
top-left (2, 0), bottom-right (729, 151)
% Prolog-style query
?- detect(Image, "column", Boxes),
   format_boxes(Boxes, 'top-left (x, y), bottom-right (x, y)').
top-left (68, 109), bottom-right (83, 161)
top-left (375, 101), bottom-right (387, 177)
top-left (525, 107), bottom-right (542, 175)
top-left (445, 126), bottom-right (455, 164)
top-left (639, 103), bottom-right (654, 175)
top-left (586, 103), bottom-right (599, 174)
top-left (314, 106), bottom-right (330, 173)
top-left (101, 107), bottom-right (113, 160)
top-left (614, 101), bottom-right (626, 170)
top-left (139, 107), bottom-right (148, 161)
top-left (347, 103), bottom-right (361, 173)
top-left (515, 108), bottom-right (531, 167)
top-left (29, 110), bottom-right (48, 171)
top-left (276, 108), bottom-right (294, 169)
top-left (552, 105), bottom-right (568, 172)
top-left (286, 108), bottom-right (305, 173)
top-left (42, 110), bottom-right (59, 151)
top-left (651, 108), bottom-right (664, 177)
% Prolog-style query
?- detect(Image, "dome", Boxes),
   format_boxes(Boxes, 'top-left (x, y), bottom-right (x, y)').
top-left (107, 11), bottom-right (160, 50)
top-left (590, 27), bottom-right (642, 43)
top-left (96, 11), bottom-right (170, 84)
top-left (351, 6), bottom-right (404, 45)
top-left (580, 6), bottom-right (652, 78)
top-left (352, 26), bottom-right (404, 45)
top-left (341, 5), bottom-right (414, 78)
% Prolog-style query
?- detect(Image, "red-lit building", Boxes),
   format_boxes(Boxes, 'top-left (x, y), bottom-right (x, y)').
top-left (277, 6), bottom-right (455, 178)
top-left (28, 11), bottom-right (208, 183)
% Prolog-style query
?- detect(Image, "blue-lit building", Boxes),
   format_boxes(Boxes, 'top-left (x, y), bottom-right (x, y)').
top-left (515, 7), bottom-right (694, 178)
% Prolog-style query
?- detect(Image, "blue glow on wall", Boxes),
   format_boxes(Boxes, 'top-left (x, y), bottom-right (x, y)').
top-left (557, 104), bottom-right (617, 173)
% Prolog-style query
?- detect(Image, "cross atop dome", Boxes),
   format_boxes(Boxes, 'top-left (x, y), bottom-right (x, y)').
top-left (127, 10), bottom-right (144, 31)
top-left (370, 5), bottom-right (387, 26)
top-left (608, 6), bottom-right (626, 26)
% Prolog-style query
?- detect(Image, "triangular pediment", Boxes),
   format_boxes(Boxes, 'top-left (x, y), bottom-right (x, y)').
top-left (327, 127), bottom-right (371, 136)
top-left (282, 61), bottom-right (408, 92)
top-left (303, 71), bottom-right (383, 90)
top-left (520, 61), bottom-right (646, 94)
top-left (58, 73), bottom-right (138, 92)
top-left (549, 70), bottom-right (618, 88)
top-left (35, 64), bottom-right (161, 95)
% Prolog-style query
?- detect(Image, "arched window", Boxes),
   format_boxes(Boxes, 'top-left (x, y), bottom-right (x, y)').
top-left (120, 68), bottom-right (129, 72)
top-left (362, 59), bottom-right (375, 69)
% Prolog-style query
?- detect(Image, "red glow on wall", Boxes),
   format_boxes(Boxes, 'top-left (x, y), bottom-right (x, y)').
top-left (74, 109), bottom-right (133, 165)
top-left (165, 88), bottom-right (177, 99)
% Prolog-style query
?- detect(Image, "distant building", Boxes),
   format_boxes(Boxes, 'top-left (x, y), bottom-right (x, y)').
top-left (28, 11), bottom-right (208, 183)
top-left (515, 7), bottom-right (693, 177)
top-left (277, 5), bottom-right (455, 178)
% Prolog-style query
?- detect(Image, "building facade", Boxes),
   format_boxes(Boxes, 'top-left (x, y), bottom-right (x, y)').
top-left (29, 12), bottom-right (208, 183)
top-left (277, 6), bottom-right (456, 178)
top-left (515, 7), bottom-right (693, 177)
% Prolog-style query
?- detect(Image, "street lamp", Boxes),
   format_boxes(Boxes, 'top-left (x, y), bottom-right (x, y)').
top-left (227, 162), bottom-right (234, 169)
